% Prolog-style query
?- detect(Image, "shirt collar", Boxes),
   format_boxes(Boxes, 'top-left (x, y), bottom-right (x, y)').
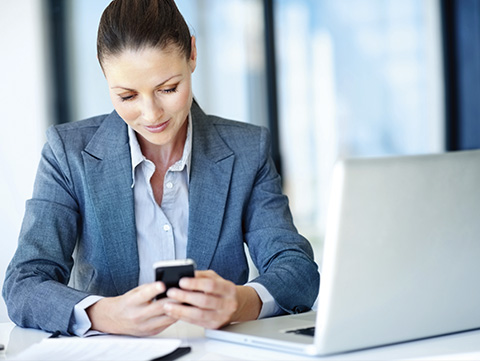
top-left (128, 113), bottom-right (193, 187)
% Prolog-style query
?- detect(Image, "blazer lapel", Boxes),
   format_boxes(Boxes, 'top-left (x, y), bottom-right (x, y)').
top-left (187, 102), bottom-right (235, 270)
top-left (82, 111), bottom-right (139, 295)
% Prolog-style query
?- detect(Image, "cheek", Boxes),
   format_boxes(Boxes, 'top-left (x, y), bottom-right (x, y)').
top-left (112, 100), bottom-right (140, 123)
top-left (170, 87), bottom-right (192, 114)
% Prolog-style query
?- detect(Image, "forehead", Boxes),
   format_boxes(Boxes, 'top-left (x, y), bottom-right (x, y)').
top-left (102, 46), bottom-right (188, 87)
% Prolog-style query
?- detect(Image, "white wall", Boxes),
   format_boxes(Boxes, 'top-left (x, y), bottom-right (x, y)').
top-left (0, 1), bottom-right (51, 322)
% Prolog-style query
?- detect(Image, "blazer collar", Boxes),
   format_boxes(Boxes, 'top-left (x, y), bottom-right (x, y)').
top-left (83, 111), bottom-right (129, 160)
top-left (190, 100), bottom-right (234, 163)
top-left (187, 101), bottom-right (235, 270)
top-left (81, 111), bottom-right (139, 295)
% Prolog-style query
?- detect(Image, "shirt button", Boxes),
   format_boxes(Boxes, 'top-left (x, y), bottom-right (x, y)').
top-left (163, 224), bottom-right (171, 232)
top-left (166, 182), bottom-right (173, 189)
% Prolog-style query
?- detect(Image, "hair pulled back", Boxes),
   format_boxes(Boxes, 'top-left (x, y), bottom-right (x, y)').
top-left (97, 0), bottom-right (191, 65)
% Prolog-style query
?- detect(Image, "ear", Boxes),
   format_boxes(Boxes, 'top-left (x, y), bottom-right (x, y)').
top-left (189, 36), bottom-right (197, 73)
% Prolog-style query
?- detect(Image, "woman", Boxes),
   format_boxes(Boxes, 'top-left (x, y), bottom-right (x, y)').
top-left (3, 0), bottom-right (319, 336)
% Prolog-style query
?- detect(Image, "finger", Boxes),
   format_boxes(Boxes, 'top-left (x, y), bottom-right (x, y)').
top-left (179, 276), bottom-right (235, 297)
top-left (164, 303), bottom-right (223, 329)
top-left (119, 296), bottom-right (179, 332)
top-left (132, 314), bottom-right (178, 337)
top-left (193, 270), bottom-right (219, 279)
top-left (177, 270), bottom-right (219, 289)
top-left (145, 297), bottom-right (180, 316)
top-left (143, 314), bottom-right (178, 334)
top-left (127, 282), bottom-right (166, 305)
top-left (167, 288), bottom-right (229, 311)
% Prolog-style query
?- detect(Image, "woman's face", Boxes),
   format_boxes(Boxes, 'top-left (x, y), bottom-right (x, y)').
top-left (102, 40), bottom-right (196, 149)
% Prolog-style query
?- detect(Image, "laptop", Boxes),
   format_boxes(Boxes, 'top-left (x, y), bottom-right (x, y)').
top-left (205, 150), bottom-right (480, 356)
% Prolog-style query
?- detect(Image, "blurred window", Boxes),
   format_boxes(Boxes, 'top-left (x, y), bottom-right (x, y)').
top-left (274, 0), bottom-right (444, 258)
top-left (177, 0), bottom-right (268, 127)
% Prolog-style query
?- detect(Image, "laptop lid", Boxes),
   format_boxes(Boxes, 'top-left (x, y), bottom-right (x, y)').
top-left (316, 149), bottom-right (480, 354)
top-left (206, 150), bottom-right (480, 356)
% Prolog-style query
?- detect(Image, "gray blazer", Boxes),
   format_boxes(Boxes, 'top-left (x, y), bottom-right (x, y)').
top-left (3, 101), bottom-right (319, 334)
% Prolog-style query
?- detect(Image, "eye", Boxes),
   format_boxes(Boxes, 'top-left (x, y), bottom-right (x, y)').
top-left (119, 94), bottom-right (136, 102)
top-left (161, 86), bottom-right (178, 94)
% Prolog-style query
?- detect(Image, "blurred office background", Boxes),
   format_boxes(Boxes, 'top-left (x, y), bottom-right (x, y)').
top-left (1, 0), bottom-right (480, 322)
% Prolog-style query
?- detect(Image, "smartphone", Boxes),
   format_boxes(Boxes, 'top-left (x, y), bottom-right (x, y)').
top-left (153, 259), bottom-right (196, 300)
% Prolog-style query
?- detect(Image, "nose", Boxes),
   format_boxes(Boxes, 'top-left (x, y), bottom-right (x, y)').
top-left (142, 96), bottom-right (163, 123)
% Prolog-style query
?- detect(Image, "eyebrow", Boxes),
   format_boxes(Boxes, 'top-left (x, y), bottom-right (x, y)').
top-left (110, 74), bottom-right (182, 90)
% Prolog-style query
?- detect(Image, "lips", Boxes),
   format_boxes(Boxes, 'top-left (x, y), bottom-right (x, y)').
top-left (145, 119), bottom-right (170, 133)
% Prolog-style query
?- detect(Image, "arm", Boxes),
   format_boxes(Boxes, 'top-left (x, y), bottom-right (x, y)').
top-left (2, 130), bottom-right (89, 334)
top-left (242, 126), bottom-right (320, 314)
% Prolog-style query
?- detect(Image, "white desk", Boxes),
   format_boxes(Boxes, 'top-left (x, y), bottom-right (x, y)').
top-left (1, 321), bottom-right (480, 360)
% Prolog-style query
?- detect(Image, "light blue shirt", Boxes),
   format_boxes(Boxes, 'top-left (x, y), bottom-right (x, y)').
top-left (71, 114), bottom-right (281, 336)
top-left (130, 117), bottom-right (191, 284)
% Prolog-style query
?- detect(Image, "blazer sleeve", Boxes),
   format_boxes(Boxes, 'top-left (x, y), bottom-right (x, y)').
top-left (2, 126), bottom-right (91, 335)
top-left (243, 127), bottom-right (320, 314)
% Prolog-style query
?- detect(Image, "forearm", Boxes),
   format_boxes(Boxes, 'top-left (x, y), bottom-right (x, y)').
top-left (247, 229), bottom-right (320, 313)
top-left (2, 275), bottom-right (88, 334)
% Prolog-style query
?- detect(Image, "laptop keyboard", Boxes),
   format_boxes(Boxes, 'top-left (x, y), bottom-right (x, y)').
top-left (286, 326), bottom-right (315, 337)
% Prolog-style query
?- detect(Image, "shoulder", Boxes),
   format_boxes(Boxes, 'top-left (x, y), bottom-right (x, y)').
top-left (47, 113), bottom-right (109, 143)
top-left (192, 99), bottom-right (265, 133)
top-left (212, 116), bottom-right (269, 152)
top-left (45, 111), bottom-right (125, 153)
top-left (192, 103), bottom-right (270, 154)
top-left (211, 115), bottom-right (264, 135)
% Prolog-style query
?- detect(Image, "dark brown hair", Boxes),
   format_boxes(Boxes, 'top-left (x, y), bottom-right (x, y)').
top-left (97, 0), bottom-right (191, 65)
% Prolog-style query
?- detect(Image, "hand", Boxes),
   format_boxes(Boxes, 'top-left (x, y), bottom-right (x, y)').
top-left (163, 270), bottom-right (262, 329)
top-left (86, 282), bottom-right (178, 336)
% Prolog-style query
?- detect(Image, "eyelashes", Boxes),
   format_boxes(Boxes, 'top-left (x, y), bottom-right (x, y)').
top-left (162, 87), bottom-right (178, 94)
top-left (119, 86), bottom-right (179, 102)
top-left (120, 95), bottom-right (135, 102)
